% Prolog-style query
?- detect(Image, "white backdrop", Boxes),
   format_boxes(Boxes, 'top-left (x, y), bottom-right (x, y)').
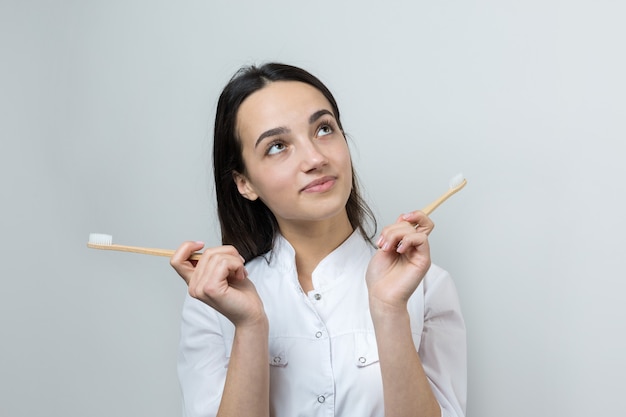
top-left (2, 1), bottom-right (625, 416)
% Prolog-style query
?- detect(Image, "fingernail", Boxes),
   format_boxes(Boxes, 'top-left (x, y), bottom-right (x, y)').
top-left (376, 235), bottom-right (383, 247)
top-left (401, 213), bottom-right (410, 220)
top-left (195, 241), bottom-right (205, 245)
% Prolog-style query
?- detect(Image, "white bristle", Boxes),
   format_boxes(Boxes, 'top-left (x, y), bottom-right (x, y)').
top-left (449, 172), bottom-right (465, 189)
top-left (89, 233), bottom-right (113, 245)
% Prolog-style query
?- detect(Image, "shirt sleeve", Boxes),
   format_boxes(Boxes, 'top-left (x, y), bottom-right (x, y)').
top-left (178, 293), bottom-right (230, 417)
top-left (418, 265), bottom-right (467, 417)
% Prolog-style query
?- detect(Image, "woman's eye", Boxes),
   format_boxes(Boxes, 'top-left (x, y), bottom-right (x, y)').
top-left (317, 124), bottom-right (333, 137)
top-left (267, 142), bottom-right (286, 155)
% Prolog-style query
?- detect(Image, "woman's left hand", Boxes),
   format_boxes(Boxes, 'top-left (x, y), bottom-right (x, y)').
top-left (366, 210), bottom-right (434, 312)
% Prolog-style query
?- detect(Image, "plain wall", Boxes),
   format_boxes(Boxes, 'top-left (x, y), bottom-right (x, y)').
top-left (2, 1), bottom-right (625, 416)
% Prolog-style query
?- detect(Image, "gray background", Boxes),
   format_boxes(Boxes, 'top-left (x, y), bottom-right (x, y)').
top-left (2, 1), bottom-right (625, 416)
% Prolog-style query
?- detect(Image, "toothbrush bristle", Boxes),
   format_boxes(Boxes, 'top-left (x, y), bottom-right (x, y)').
top-left (449, 172), bottom-right (465, 189)
top-left (89, 233), bottom-right (113, 246)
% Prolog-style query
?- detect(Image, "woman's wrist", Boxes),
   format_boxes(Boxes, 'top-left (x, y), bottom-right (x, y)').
top-left (235, 313), bottom-right (269, 334)
top-left (368, 296), bottom-right (409, 323)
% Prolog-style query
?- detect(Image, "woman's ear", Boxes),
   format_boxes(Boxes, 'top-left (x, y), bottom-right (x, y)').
top-left (233, 171), bottom-right (259, 201)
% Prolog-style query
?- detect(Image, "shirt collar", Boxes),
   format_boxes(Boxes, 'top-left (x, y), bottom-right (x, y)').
top-left (268, 230), bottom-right (374, 289)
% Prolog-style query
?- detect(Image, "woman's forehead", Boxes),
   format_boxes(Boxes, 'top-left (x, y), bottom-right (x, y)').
top-left (236, 81), bottom-right (335, 139)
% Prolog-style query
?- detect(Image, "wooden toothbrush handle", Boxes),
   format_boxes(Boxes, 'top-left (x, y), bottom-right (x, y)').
top-left (87, 243), bottom-right (203, 260)
top-left (421, 179), bottom-right (467, 216)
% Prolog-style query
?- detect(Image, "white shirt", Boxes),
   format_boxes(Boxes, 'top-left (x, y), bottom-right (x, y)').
top-left (178, 231), bottom-right (467, 417)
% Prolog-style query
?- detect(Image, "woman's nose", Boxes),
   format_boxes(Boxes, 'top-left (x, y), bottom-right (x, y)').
top-left (299, 139), bottom-right (328, 172)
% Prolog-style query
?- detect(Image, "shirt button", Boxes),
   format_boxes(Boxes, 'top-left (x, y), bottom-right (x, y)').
top-left (317, 395), bottom-right (326, 403)
top-left (272, 356), bottom-right (282, 364)
top-left (314, 293), bottom-right (322, 300)
top-left (359, 356), bottom-right (366, 364)
top-left (315, 331), bottom-right (323, 338)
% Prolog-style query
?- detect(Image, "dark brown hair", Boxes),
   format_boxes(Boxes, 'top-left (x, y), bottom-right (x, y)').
top-left (213, 63), bottom-right (376, 261)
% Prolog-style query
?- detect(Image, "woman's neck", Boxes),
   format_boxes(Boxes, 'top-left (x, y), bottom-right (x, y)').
top-left (278, 213), bottom-right (354, 292)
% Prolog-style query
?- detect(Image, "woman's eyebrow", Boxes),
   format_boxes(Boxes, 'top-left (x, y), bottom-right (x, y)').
top-left (309, 109), bottom-right (334, 124)
top-left (255, 126), bottom-right (289, 148)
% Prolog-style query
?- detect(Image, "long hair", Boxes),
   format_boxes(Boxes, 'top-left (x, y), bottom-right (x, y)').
top-left (213, 63), bottom-right (376, 261)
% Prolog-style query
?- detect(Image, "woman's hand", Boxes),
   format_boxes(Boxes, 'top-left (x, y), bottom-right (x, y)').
top-left (366, 211), bottom-right (434, 313)
top-left (170, 242), bottom-right (266, 328)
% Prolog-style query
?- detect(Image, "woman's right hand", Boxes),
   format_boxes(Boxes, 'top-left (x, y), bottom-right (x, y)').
top-left (170, 242), bottom-right (266, 328)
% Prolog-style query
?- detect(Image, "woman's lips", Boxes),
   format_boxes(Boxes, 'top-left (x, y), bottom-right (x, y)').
top-left (301, 176), bottom-right (337, 193)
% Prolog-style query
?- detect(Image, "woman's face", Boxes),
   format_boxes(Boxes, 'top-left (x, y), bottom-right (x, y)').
top-left (234, 81), bottom-right (353, 229)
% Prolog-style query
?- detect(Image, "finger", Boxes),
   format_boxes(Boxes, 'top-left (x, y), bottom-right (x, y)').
top-left (401, 210), bottom-right (435, 235)
top-left (376, 222), bottom-right (416, 251)
top-left (195, 245), bottom-right (245, 269)
top-left (170, 241), bottom-right (206, 283)
top-left (198, 249), bottom-right (247, 279)
top-left (396, 231), bottom-right (430, 254)
top-left (171, 241), bottom-right (206, 265)
top-left (190, 253), bottom-right (248, 300)
top-left (397, 232), bottom-right (432, 273)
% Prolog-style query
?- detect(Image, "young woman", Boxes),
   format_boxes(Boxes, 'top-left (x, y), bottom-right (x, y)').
top-left (170, 63), bottom-right (466, 417)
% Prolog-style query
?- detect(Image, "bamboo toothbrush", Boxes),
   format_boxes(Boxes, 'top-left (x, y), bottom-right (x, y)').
top-left (421, 172), bottom-right (467, 216)
top-left (87, 173), bottom-right (467, 259)
top-left (87, 233), bottom-right (203, 260)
